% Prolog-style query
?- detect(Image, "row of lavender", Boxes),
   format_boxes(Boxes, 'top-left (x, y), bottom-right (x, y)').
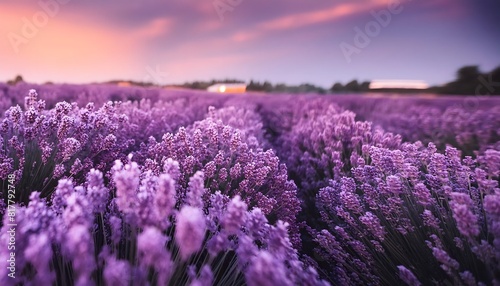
top-left (0, 86), bottom-right (318, 285)
top-left (0, 84), bottom-right (499, 285)
top-left (269, 101), bottom-right (500, 285)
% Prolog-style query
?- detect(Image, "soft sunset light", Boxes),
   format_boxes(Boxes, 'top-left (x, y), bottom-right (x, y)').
top-left (1, 1), bottom-right (499, 285)
top-left (1, 0), bottom-right (499, 86)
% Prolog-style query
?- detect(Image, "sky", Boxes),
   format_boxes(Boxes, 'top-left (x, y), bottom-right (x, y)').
top-left (1, 0), bottom-right (499, 88)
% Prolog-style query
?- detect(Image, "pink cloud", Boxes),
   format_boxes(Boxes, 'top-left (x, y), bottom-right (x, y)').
top-left (260, 4), bottom-right (358, 31)
top-left (133, 18), bottom-right (174, 39)
top-left (231, 0), bottom-right (391, 42)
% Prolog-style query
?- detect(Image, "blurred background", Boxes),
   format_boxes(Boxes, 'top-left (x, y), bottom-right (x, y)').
top-left (1, 0), bottom-right (499, 93)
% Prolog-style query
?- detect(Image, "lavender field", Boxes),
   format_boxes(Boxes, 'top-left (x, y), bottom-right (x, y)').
top-left (0, 83), bottom-right (499, 285)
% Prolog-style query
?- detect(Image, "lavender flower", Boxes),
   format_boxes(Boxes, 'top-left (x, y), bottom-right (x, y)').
top-left (189, 265), bottom-right (213, 286)
top-left (359, 212), bottom-right (386, 241)
top-left (450, 192), bottom-right (479, 238)
top-left (108, 215), bottom-right (122, 245)
top-left (175, 205), bottom-right (206, 260)
top-left (245, 207), bottom-right (268, 240)
top-left (397, 266), bottom-right (421, 286)
top-left (103, 255), bottom-right (131, 286)
top-left (24, 89), bottom-right (38, 110)
top-left (154, 173), bottom-right (176, 227)
top-left (24, 233), bottom-right (55, 284)
top-left (221, 195), bottom-right (247, 234)
top-left (245, 251), bottom-right (292, 286)
top-left (0, 85), bottom-right (498, 285)
top-left (137, 227), bottom-right (172, 284)
top-left (431, 247), bottom-right (459, 276)
top-left (459, 271), bottom-right (477, 286)
top-left (186, 171), bottom-right (206, 208)
top-left (86, 168), bottom-right (109, 213)
top-left (113, 160), bottom-right (141, 214)
top-left (63, 225), bottom-right (95, 286)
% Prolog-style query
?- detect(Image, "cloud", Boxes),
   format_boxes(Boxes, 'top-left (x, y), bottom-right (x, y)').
top-left (0, 0), bottom-right (497, 86)
top-left (132, 17), bottom-right (174, 39)
top-left (230, 0), bottom-right (391, 42)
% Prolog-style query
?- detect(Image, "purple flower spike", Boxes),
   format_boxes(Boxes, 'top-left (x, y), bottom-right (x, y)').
top-left (154, 173), bottom-right (177, 226)
top-left (113, 160), bottom-right (141, 214)
top-left (63, 225), bottom-right (95, 286)
top-left (359, 212), bottom-right (386, 241)
top-left (176, 205), bottom-right (206, 260)
top-left (190, 265), bottom-right (213, 286)
top-left (246, 251), bottom-right (293, 286)
top-left (103, 256), bottom-right (131, 286)
top-left (186, 171), bottom-right (206, 208)
top-left (397, 266), bottom-right (421, 286)
top-left (221, 195), bottom-right (248, 235)
top-left (137, 227), bottom-right (172, 285)
top-left (24, 233), bottom-right (55, 284)
top-left (450, 192), bottom-right (479, 239)
top-left (86, 169), bottom-right (109, 213)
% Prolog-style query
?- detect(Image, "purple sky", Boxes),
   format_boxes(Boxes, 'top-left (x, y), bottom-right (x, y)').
top-left (1, 0), bottom-right (499, 87)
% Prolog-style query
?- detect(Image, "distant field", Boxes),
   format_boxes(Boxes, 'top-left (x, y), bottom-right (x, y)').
top-left (0, 83), bottom-right (499, 285)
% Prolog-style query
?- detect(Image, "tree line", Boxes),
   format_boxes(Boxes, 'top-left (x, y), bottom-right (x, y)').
top-left (5, 65), bottom-right (500, 95)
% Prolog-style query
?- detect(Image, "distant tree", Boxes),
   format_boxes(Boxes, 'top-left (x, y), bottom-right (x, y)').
top-left (295, 83), bottom-right (325, 94)
top-left (457, 66), bottom-right (480, 82)
top-left (360, 81), bottom-right (371, 91)
top-left (331, 82), bottom-right (344, 92)
top-left (7, 75), bottom-right (24, 85)
top-left (439, 65), bottom-right (483, 95)
top-left (191, 81), bottom-right (204, 89)
top-left (274, 83), bottom-right (287, 92)
top-left (483, 66), bottom-right (500, 95)
top-left (176, 78), bottom-right (332, 94)
top-left (247, 80), bottom-right (263, 91)
top-left (344, 80), bottom-right (360, 92)
top-left (490, 66), bottom-right (500, 83)
top-left (247, 80), bottom-right (255, 89)
top-left (262, 81), bottom-right (273, 92)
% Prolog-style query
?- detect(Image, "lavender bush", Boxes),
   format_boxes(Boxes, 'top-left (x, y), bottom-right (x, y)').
top-left (313, 143), bottom-right (499, 284)
top-left (139, 107), bottom-right (302, 247)
top-left (0, 87), bottom-right (499, 285)
top-left (0, 159), bottom-right (326, 285)
top-left (0, 90), bottom-right (131, 203)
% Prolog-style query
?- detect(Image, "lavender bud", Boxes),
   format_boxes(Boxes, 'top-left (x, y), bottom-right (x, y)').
top-left (397, 266), bottom-right (421, 286)
top-left (246, 251), bottom-right (293, 286)
top-left (176, 206), bottom-right (206, 260)
top-left (221, 195), bottom-right (247, 235)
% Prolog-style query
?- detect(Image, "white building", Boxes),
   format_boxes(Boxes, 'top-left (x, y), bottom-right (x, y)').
top-left (207, 83), bottom-right (247, 93)
top-left (369, 80), bottom-right (429, 90)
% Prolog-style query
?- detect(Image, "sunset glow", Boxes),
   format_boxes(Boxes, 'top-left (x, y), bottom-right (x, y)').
top-left (0, 0), bottom-right (498, 86)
